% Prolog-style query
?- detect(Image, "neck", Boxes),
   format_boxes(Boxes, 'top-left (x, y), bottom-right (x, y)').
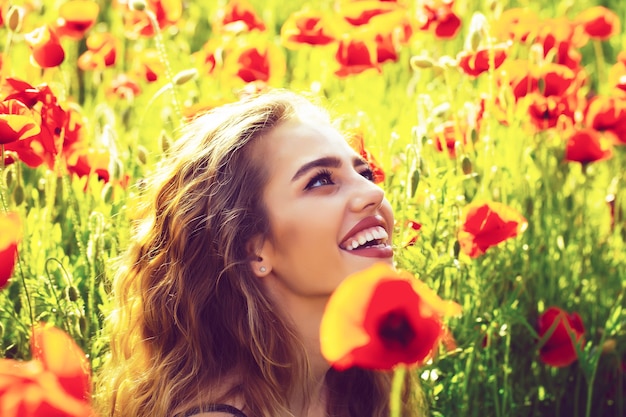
top-left (289, 299), bottom-right (330, 417)
top-left (265, 284), bottom-right (332, 416)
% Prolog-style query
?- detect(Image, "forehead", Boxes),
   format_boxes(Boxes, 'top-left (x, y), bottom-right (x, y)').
top-left (258, 118), bottom-right (358, 174)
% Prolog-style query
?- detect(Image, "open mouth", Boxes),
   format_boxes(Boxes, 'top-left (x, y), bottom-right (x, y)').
top-left (340, 225), bottom-right (389, 251)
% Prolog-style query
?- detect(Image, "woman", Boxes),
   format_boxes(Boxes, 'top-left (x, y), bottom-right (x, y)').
top-left (97, 89), bottom-right (423, 417)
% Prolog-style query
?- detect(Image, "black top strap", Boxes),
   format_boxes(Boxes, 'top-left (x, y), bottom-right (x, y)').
top-left (181, 404), bottom-right (248, 417)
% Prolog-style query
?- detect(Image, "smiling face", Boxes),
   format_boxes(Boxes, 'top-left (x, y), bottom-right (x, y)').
top-left (252, 115), bottom-right (394, 303)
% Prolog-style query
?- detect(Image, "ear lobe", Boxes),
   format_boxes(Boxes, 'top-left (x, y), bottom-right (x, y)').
top-left (247, 235), bottom-right (272, 278)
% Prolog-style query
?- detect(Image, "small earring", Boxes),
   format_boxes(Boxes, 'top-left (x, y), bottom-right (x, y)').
top-left (259, 266), bottom-right (267, 273)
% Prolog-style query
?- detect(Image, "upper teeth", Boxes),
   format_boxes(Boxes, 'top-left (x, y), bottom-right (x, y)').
top-left (342, 226), bottom-right (388, 250)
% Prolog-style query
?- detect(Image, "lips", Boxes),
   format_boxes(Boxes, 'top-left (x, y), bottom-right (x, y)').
top-left (340, 215), bottom-right (393, 258)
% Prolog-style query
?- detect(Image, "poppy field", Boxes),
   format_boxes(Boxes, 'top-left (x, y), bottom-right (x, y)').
top-left (1, 0), bottom-right (626, 416)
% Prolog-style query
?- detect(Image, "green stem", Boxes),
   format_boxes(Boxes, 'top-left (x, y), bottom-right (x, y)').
top-left (390, 365), bottom-right (407, 417)
top-left (592, 40), bottom-right (606, 94)
top-left (146, 9), bottom-right (182, 124)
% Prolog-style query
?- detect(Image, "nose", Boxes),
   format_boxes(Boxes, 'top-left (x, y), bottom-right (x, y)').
top-left (348, 174), bottom-right (385, 213)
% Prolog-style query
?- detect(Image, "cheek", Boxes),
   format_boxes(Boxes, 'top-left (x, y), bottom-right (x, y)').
top-left (270, 209), bottom-right (339, 263)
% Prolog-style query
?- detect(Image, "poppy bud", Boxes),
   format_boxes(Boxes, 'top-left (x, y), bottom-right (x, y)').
top-left (4, 166), bottom-right (15, 189)
top-left (130, 0), bottom-right (147, 11)
top-left (110, 158), bottom-right (124, 182)
top-left (467, 13), bottom-right (487, 51)
top-left (411, 169), bottom-right (420, 197)
top-left (469, 30), bottom-right (481, 52)
top-left (136, 145), bottom-right (148, 165)
top-left (101, 182), bottom-right (113, 203)
top-left (6, 5), bottom-right (23, 33)
top-left (432, 102), bottom-right (451, 118)
top-left (410, 56), bottom-right (434, 69)
top-left (79, 315), bottom-right (88, 334)
top-left (66, 285), bottom-right (80, 302)
top-left (601, 338), bottom-right (617, 354)
top-left (173, 68), bottom-right (198, 86)
top-left (159, 130), bottom-right (171, 153)
top-left (461, 156), bottom-right (472, 174)
top-left (12, 184), bottom-right (24, 206)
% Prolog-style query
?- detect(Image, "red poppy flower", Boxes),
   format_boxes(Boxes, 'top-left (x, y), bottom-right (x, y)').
top-left (55, 0), bottom-right (100, 40)
top-left (538, 307), bottom-right (585, 367)
top-left (106, 73), bottom-right (142, 100)
top-left (0, 323), bottom-right (94, 416)
top-left (334, 33), bottom-right (380, 76)
top-left (222, 38), bottom-right (286, 85)
top-left (575, 6), bottom-right (620, 40)
top-left (565, 128), bottom-right (613, 165)
top-left (585, 95), bottom-right (626, 144)
top-left (280, 10), bottom-right (341, 49)
top-left (132, 49), bottom-right (164, 82)
top-left (373, 31), bottom-right (398, 64)
top-left (526, 93), bottom-right (576, 131)
top-left (458, 201), bottom-right (528, 258)
top-left (457, 43), bottom-right (508, 78)
top-left (535, 18), bottom-right (587, 72)
top-left (320, 263), bottom-right (461, 370)
top-left (432, 119), bottom-right (473, 157)
top-left (61, 105), bottom-right (87, 153)
top-left (403, 220), bottom-right (422, 248)
top-left (65, 143), bottom-right (111, 183)
top-left (78, 32), bottom-right (118, 70)
top-left (24, 24), bottom-right (65, 68)
top-left (31, 323), bottom-right (92, 402)
top-left (117, 0), bottom-right (182, 38)
top-left (0, 99), bottom-right (41, 145)
top-left (213, 0), bottom-right (265, 34)
top-left (346, 128), bottom-right (385, 183)
top-left (2, 78), bottom-right (68, 168)
top-left (0, 212), bottom-right (21, 289)
top-left (417, 0), bottom-right (461, 39)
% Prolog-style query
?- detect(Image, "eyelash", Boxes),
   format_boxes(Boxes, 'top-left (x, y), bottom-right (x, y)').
top-left (304, 167), bottom-right (375, 190)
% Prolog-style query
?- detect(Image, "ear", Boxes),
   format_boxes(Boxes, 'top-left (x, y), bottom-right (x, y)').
top-left (247, 234), bottom-right (273, 278)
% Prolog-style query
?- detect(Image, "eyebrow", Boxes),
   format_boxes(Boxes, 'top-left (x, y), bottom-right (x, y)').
top-left (291, 155), bottom-right (369, 182)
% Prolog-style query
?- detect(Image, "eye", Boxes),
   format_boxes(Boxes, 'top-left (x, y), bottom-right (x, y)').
top-left (359, 166), bottom-right (375, 182)
top-left (305, 169), bottom-right (334, 190)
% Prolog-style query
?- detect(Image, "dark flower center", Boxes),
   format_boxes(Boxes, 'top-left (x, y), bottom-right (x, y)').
top-left (378, 310), bottom-right (416, 349)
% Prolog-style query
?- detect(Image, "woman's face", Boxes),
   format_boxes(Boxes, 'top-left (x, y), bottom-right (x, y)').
top-left (253, 116), bottom-right (394, 301)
